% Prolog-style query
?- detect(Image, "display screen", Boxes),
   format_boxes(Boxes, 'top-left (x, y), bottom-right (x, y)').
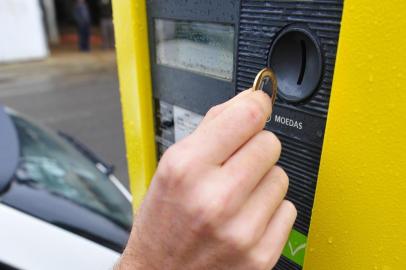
top-left (155, 19), bottom-right (235, 81)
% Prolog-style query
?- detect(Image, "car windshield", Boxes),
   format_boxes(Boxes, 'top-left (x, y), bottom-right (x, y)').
top-left (9, 113), bottom-right (133, 228)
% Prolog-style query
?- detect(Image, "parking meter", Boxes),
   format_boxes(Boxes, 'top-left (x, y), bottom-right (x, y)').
top-left (113, 0), bottom-right (406, 269)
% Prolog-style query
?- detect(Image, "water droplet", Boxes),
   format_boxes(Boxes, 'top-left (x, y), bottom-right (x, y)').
top-left (327, 237), bottom-right (334, 244)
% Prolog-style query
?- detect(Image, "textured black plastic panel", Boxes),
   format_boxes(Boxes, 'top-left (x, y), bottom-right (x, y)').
top-left (148, 0), bottom-right (343, 268)
top-left (275, 255), bottom-right (302, 270)
top-left (235, 1), bottom-right (343, 268)
top-left (236, 0), bottom-right (343, 116)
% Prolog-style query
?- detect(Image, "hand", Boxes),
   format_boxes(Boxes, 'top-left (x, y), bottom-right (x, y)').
top-left (116, 89), bottom-right (297, 270)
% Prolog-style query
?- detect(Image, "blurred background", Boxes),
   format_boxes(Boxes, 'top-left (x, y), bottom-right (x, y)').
top-left (0, 0), bottom-right (129, 187)
top-left (0, 2), bottom-right (133, 268)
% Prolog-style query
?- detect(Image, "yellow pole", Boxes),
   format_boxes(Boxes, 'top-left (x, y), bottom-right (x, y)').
top-left (305, 0), bottom-right (406, 269)
top-left (112, 0), bottom-right (156, 210)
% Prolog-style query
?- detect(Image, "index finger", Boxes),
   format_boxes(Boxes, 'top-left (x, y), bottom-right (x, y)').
top-left (190, 90), bottom-right (273, 165)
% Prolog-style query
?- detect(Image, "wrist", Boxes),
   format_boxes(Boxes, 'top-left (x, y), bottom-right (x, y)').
top-left (115, 230), bottom-right (152, 270)
top-left (115, 251), bottom-right (144, 270)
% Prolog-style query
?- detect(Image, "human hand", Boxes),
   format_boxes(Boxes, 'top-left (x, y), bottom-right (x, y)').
top-left (117, 89), bottom-right (297, 270)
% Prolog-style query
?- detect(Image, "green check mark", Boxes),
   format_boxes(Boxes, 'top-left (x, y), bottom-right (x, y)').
top-left (282, 229), bottom-right (307, 266)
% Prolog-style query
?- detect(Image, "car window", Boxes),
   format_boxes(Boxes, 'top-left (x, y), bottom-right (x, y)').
top-left (0, 261), bottom-right (18, 270)
top-left (10, 114), bottom-right (132, 228)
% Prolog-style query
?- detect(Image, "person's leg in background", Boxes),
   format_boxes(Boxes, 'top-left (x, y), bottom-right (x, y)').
top-left (78, 23), bottom-right (91, 52)
top-left (101, 19), bottom-right (109, 49)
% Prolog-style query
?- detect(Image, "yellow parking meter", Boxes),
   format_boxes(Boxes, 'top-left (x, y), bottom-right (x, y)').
top-left (113, 0), bottom-right (406, 269)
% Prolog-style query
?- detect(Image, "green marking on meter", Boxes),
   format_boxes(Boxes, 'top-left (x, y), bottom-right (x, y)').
top-left (282, 229), bottom-right (307, 266)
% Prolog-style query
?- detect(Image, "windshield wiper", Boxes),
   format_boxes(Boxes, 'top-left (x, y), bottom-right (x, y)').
top-left (57, 131), bottom-right (115, 175)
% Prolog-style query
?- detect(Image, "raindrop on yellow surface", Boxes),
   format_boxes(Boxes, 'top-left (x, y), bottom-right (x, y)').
top-left (327, 237), bottom-right (333, 244)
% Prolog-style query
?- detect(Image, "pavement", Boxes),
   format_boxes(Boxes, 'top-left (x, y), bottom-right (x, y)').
top-left (0, 50), bottom-right (129, 187)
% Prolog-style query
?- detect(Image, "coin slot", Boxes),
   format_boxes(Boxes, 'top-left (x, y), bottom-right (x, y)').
top-left (297, 40), bottom-right (306, 85)
top-left (268, 25), bottom-right (322, 103)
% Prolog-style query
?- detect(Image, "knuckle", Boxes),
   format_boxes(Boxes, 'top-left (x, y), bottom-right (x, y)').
top-left (242, 98), bottom-right (265, 126)
top-left (208, 197), bottom-right (228, 222)
top-left (267, 253), bottom-right (281, 269)
top-left (271, 166), bottom-right (289, 193)
top-left (227, 166), bottom-right (251, 188)
top-left (158, 144), bottom-right (193, 188)
top-left (189, 194), bottom-right (229, 233)
top-left (284, 200), bottom-right (298, 217)
top-left (256, 130), bottom-right (282, 158)
top-left (248, 253), bottom-right (271, 270)
top-left (205, 104), bottom-right (223, 119)
top-left (218, 230), bottom-right (253, 252)
top-left (265, 131), bottom-right (282, 153)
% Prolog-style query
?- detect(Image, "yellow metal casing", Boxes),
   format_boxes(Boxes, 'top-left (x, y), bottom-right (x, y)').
top-left (113, 0), bottom-right (406, 268)
top-left (112, 0), bottom-right (156, 210)
top-left (304, 0), bottom-right (406, 269)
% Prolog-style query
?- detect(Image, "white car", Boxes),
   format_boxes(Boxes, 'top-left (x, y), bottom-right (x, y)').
top-left (0, 106), bottom-right (132, 270)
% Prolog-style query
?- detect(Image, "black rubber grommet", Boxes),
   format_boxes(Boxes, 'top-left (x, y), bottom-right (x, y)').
top-left (268, 24), bottom-right (323, 103)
